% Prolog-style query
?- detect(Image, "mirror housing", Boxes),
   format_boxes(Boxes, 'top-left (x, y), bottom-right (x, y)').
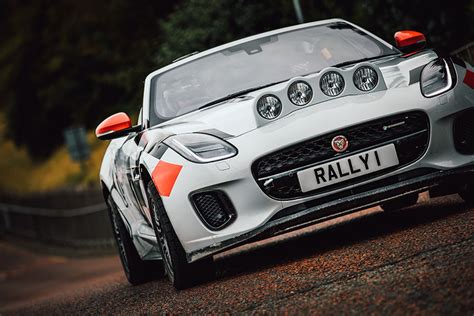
top-left (95, 112), bottom-right (141, 140)
top-left (394, 30), bottom-right (426, 55)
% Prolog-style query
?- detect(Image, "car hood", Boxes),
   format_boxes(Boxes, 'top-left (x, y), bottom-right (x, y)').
top-left (150, 96), bottom-right (261, 138)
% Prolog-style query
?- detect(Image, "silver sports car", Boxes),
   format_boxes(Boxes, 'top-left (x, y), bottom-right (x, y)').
top-left (96, 19), bottom-right (474, 289)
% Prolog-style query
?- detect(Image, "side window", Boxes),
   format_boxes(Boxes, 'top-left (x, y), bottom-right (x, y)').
top-left (137, 107), bottom-right (143, 126)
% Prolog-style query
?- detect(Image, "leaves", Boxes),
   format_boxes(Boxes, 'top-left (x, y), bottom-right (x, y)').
top-left (0, 0), bottom-right (176, 158)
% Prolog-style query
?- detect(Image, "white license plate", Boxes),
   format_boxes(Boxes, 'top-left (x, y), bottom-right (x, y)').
top-left (297, 144), bottom-right (399, 193)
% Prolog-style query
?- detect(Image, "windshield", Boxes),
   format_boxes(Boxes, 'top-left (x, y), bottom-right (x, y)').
top-left (149, 22), bottom-right (397, 125)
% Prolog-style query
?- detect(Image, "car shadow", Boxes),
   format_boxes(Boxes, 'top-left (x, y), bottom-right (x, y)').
top-left (212, 194), bottom-right (470, 281)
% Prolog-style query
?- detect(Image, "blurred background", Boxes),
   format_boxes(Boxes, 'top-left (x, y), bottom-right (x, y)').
top-left (0, 0), bottom-right (472, 251)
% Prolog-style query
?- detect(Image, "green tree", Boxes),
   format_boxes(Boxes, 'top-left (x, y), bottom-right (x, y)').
top-left (0, 0), bottom-right (176, 158)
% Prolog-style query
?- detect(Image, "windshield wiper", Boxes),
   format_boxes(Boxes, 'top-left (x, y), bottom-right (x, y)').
top-left (331, 53), bottom-right (400, 68)
top-left (198, 80), bottom-right (288, 110)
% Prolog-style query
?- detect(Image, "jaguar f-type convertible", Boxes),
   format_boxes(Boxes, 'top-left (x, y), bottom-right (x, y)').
top-left (96, 19), bottom-right (474, 289)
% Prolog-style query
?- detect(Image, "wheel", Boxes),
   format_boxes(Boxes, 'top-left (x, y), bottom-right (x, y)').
top-left (381, 193), bottom-right (419, 212)
top-left (147, 182), bottom-right (214, 290)
top-left (106, 195), bottom-right (164, 285)
top-left (458, 183), bottom-right (474, 204)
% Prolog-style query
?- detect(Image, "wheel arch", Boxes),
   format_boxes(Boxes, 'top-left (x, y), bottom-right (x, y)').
top-left (139, 163), bottom-right (158, 221)
top-left (101, 180), bottom-right (110, 201)
top-left (140, 164), bottom-right (153, 188)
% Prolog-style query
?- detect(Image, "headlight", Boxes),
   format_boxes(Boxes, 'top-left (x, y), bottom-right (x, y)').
top-left (320, 71), bottom-right (345, 96)
top-left (257, 95), bottom-right (282, 120)
top-left (163, 133), bottom-right (237, 163)
top-left (353, 66), bottom-right (378, 91)
top-left (420, 59), bottom-right (453, 97)
top-left (288, 81), bottom-right (313, 106)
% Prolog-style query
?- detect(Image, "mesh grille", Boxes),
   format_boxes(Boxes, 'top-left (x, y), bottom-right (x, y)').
top-left (252, 111), bottom-right (430, 199)
top-left (454, 109), bottom-right (474, 155)
top-left (192, 192), bottom-right (234, 229)
top-left (254, 112), bottom-right (428, 178)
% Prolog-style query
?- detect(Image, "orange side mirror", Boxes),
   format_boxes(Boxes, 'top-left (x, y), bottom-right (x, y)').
top-left (394, 30), bottom-right (426, 54)
top-left (95, 112), bottom-right (132, 140)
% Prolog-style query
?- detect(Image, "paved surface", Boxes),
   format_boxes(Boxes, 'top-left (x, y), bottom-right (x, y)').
top-left (1, 194), bottom-right (473, 315)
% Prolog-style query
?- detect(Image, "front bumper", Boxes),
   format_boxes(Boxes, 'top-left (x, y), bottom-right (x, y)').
top-left (158, 82), bottom-right (474, 263)
top-left (188, 165), bottom-right (474, 261)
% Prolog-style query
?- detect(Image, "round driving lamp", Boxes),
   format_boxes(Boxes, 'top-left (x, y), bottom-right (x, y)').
top-left (320, 71), bottom-right (345, 97)
top-left (353, 66), bottom-right (378, 91)
top-left (288, 81), bottom-right (313, 106)
top-left (257, 95), bottom-right (282, 120)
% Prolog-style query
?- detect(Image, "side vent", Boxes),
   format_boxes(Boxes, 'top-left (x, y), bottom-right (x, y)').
top-left (191, 191), bottom-right (235, 230)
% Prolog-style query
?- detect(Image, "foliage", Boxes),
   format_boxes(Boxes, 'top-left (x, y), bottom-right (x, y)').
top-left (0, 0), bottom-right (176, 158)
top-left (0, 113), bottom-right (107, 192)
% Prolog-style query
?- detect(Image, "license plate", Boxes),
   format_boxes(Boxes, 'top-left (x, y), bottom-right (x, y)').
top-left (297, 144), bottom-right (399, 193)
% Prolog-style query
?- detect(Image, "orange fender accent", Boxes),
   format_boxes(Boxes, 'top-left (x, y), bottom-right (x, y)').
top-left (152, 161), bottom-right (183, 197)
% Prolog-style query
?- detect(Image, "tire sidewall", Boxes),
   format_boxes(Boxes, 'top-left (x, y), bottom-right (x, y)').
top-left (107, 196), bottom-right (132, 280)
top-left (147, 186), bottom-right (176, 283)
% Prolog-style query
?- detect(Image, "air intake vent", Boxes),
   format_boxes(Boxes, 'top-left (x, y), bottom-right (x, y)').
top-left (191, 191), bottom-right (235, 230)
top-left (454, 109), bottom-right (474, 155)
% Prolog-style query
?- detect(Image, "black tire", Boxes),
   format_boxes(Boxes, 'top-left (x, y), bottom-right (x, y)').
top-left (106, 195), bottom-right (164, 285)
top-left (147, 182), bottom-right (214, 290)
top-left (458, 183), bottom-right (474, 205)
top-left (381, 193), bottom-right (419, 212)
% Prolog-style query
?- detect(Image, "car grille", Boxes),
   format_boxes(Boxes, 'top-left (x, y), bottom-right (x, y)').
top-left (252, 111), bottom-right (430, 199)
